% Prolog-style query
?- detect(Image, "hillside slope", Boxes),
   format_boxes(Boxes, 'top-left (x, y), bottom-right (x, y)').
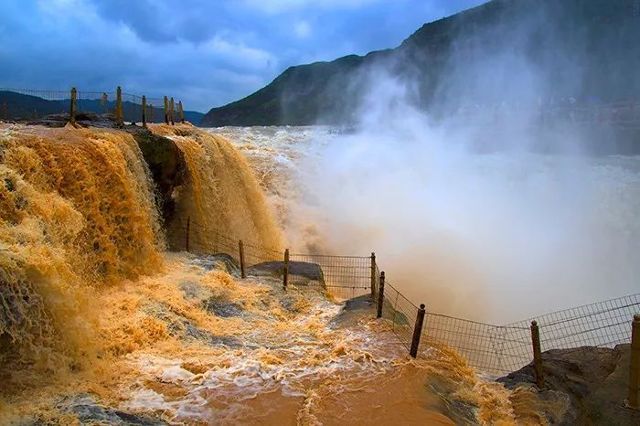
top-left (202, 0), bottom-right (640, 127)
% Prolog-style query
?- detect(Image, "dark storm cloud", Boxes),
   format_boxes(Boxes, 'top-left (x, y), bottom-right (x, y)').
top-left (0, 0), bottom-right (484, 111)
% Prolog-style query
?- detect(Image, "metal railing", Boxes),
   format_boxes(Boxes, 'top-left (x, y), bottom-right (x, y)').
top-left (0, 86), bottom-right (185, 126)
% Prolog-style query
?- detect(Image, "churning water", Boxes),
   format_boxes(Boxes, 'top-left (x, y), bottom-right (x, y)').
top-left (212, 125), bottom-right (640, 324)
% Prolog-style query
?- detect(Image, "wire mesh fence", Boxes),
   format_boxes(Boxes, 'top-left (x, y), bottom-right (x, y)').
top-left (289, 253), bottom-right (372, 299)
top-left (174, 216), bottom-right (640, 376)
top-left (380, 281), bottom-right (419, 351)
top-left (171, 217), bottom-right (375, 300)
top-left (420, 314), bottom-right (532, 375)
top-left (509, 294), bottom-right (640, 352)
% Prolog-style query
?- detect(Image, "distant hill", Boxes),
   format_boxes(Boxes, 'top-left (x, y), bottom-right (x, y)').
top-left (0, 91), bottom-right (205, 126)
top-left (202, 0), bottom-right (640, 127)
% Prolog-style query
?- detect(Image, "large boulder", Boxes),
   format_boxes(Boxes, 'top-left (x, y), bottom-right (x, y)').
top-left (499, 345), bottom-right (640, 425)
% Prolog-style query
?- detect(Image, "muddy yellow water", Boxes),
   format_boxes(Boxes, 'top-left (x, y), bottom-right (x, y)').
top-left (0, 124), bottom-right (550, 424)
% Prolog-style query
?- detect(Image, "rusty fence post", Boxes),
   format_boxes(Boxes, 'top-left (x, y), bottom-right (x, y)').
top-left (141, 95), bottom-right (147, 128)
top-left (376, 271), bottom-right (385, 319)
top-left (178, 100), bottom-right (185, 123)
top-left (185, 217), bottom-right (190, 252)
top-left (370, 252), bottom-right (376, 298)
top-left (69, 87), bottom-right (77, 126)
top-left (283, 248), bottom-right (289, 290)
top-left (628, 314), bottom-right (640, 409)
top-left (410, 304), bottom-right (426, 358)
top-left (239, 240), bottom-right (246, 279)
top-left (531, 320), bottom-right (544, 388)
top-left (170, 97), bottom-right (175, 125)
top-left (163, 96), bottom-right (169, 124)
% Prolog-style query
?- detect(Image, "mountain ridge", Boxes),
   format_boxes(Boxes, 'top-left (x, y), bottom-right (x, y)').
top-left (202, 0), bottom-right (640, 127)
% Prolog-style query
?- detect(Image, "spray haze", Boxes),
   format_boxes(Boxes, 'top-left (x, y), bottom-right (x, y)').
top-left (284, 1), bottom-right (640, 323)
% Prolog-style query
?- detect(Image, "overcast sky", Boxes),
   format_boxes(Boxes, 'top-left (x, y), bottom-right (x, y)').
top-left (0, 0), bottom-right (485, 112)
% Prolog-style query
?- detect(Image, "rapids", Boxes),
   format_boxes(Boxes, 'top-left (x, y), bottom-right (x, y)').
top-left (0, 123), bottom-right (567, 424)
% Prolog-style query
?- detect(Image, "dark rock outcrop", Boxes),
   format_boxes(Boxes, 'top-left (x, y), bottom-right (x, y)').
top-left (499, 345), bottom-right (640, 425)
top-left (129, 128), bottom-right (186, 226)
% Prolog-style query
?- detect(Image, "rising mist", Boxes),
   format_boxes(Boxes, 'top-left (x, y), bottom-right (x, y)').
top-left (293, 2), bottom-right (640, 323)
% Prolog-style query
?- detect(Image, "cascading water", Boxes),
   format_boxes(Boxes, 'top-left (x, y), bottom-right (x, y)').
top-left (0, 123), bottom-right (575, 424)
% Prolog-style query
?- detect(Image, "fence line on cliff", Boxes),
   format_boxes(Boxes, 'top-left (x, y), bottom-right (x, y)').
top-left (175, 216), bottom-right (640, 377)
top-left (0, 86), bottom-right (185, 126)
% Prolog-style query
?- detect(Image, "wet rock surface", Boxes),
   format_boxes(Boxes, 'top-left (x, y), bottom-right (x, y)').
top-left (189, 253), bottom-right (241, 277)
top-left (330, 294), bottom-right (376, 328)
top-left (57, 394), bottom-right (166, 425)
top-left (129, 128), bottom-right (186, 228)
top-left (202, 297), bottom-right (243, 317)
top-left (144, 301), bottom-right (244, 349)
top-left (499, 344), bottom-right (640, 425)
top-left (247, 260), bottom-right (324, 284)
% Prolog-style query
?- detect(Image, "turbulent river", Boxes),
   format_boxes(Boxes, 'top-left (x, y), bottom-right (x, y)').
top-left (212, 125), bottom-right (640, 324)
top-left (0, 122), bottom-right (637, 424)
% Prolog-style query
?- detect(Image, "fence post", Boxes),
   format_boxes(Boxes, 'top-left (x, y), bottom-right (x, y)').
top-left (410, 304), bottom-right (426, 358)
top-left (185, 217), bottom-right (190, 252)
top-left (115, 86), bottom-right (123, 127)
top-left (69, 87), bottom-right (77, 126)
top-left (141, 95), bottom-right (147, 128)
top-left (178, 100), bottom-right (185, 123)
top-left (283, 248), bottom-right (289, 290)
top-left (170, 97), bottom-right (175, 125)
top-left (239, 240), bottom-right (246, 279)
top-left (163, 96), bottom-right (169, 124)
top-left (531, 320), bottom-right (544, 388)
top-left (628, 314), bottom-right (640, 409)
top-left (370, 252), bottom-right (376, 298)
top-left (376, 271), bottom-right (385, 318)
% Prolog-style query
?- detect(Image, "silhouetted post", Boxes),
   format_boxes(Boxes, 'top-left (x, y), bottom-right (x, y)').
top-left (115, 86), bottom-right (123, 127)
top-left (141, 96), bottom-right (147, 128)
top-left (239, 240), bottom-right (246, 279)
top-left (410, 304), bottom-right (426, 358)
top-left (115, 86), bottom-right (123, 125)
top-left (376, 271), bottom-right (385, 319)
top-left (185, 217), bottom-right (190, 252)
top-left (283, 248), bottom-right (289, 290)
top-left (628, 314), bottom-right (640, 409)
top-left (169, 97), bottom-right (175, 125)
top-left (531, 320), bottom-right (544, 388)
top-left (370, 252), bottom-right (376, 297)
top-left (69, 87), bottom-right (77, 126)
top-left (164, 96), bottom-right (169, 124)
top-left (178, 100), bottom-right (185, 123)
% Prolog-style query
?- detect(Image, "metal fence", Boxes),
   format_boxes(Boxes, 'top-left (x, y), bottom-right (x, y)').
top-left (379, 277), bottom-right (640, 375)
top-left (173, 217), bottom-right (374, 300)
top-left (174, 217), bottom-right (640, 376)
top-left (0, 87), bottom-right (184, 125)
